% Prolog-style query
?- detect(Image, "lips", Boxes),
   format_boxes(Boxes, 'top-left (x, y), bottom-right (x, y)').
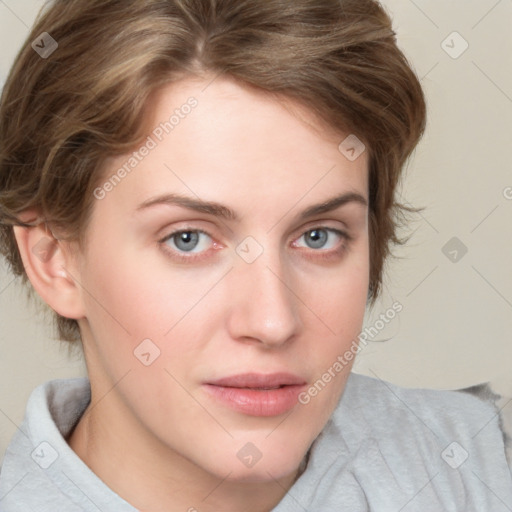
top-left (203, 373), bottom-right (307, 417)
top-left (207, 372), bottom-right (306, 389)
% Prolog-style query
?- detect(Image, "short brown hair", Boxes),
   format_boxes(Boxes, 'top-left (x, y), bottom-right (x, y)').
top-left (0, 0), bottom-right (426, 342)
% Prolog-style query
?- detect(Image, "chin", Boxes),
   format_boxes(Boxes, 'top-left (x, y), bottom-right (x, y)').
top-left (223, 463), bottom-right (302, 485)
top-left (209, 444), bottom-right (309, 484)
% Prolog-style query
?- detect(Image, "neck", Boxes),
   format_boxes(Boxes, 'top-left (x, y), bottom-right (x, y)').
top-left (67, 385), bottom-right (302, 512)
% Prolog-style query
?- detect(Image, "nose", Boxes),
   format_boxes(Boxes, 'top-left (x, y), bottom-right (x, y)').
top-left (226, 250), bottom-right (302, 348)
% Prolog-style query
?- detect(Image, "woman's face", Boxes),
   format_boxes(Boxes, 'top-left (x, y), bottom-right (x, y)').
top-left (74, 77), bottom-right (369, 483)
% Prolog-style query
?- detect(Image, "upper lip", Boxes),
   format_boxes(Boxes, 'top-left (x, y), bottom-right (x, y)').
top-left (206, 372), bottom-right (307, 389)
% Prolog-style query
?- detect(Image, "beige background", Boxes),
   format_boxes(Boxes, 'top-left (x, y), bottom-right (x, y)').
top-left (1, 0), bottom-right (511, 461)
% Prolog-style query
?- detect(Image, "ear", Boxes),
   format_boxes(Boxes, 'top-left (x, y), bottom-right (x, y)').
top-left (13, 216), bottom-right (86, 320)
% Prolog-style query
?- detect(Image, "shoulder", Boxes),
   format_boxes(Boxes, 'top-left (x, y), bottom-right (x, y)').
top-left (0, 377), bottom-right (134, 511)
top-left (0, 378), bottom-right (99, 512)
top-left (339, 372), bottom-right (501, 436)
top-left (334, 372), bottom-right (507, 459)
top-left (296, 372), bottom-right (512, 511)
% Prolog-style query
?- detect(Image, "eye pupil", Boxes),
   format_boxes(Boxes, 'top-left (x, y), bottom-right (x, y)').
top-left (306, 229), bottom-right (328, 249)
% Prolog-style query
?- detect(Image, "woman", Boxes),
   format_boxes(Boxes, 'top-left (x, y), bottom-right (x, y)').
top-left (0, 1), bottom-right (510, 510)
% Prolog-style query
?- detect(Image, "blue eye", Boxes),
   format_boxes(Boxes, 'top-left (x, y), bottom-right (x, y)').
top-left (297, 228), bottom-right (345, 250)
top-left (159, 226), bottom-right (349, 264)
top-left (164, 229), bottom-right (212, 253)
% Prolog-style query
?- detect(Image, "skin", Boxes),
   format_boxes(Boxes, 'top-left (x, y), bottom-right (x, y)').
top-left (16, 77), bottom-right (370, 512)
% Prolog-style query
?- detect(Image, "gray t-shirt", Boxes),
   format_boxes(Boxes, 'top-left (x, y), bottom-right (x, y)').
top-left (1, 373), bottom-right (511, 511)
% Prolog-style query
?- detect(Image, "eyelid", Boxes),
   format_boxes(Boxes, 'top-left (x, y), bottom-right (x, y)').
top-left (159, 226), bottom-right (210, 241)
top-left (291, 220), bottom-right (352, 241)
top-left (156, 218), bottom-right (217, 238)
top-left (291, 226), bottom-right (350, 248)
top-left (158, 223), bottom-right (352, 264)
top-left (158, 227), bottom-right (221, 263)
top-left (158, 226), bottom-right (221, 250)
top-left (290, 227), bottom-right (352, 263)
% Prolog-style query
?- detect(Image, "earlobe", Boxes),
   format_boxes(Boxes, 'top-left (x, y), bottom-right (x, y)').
top-left (13, 220), bottom-right (86, 321)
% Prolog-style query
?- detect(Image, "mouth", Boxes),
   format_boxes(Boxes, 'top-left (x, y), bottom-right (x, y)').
top-left (203, 373), bottom-right (307, 417)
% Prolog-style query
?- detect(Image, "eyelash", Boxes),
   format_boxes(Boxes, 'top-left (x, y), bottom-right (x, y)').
top-left (159, 226), bottom-right (352, 263)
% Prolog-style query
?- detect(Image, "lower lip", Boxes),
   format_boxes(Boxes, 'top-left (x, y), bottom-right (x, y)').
top-left (203, 384), bottom-right (306, 417)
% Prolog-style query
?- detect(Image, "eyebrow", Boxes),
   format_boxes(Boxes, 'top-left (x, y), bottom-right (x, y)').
top-left (298, 192), bottom-right (367, 219)
top-left (136, 191), bottom-right (368, 221)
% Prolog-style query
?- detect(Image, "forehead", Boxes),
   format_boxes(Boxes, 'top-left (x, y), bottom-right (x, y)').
top-left (94, 77), bottom-right (369, 222)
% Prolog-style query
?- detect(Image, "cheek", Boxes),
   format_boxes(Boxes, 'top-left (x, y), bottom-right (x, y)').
top-left (303, 243), bottom-right (369, 338)
top-left (315, 268), bottom-right (368, 325)
top-left (78, 244), bottom-right (228, 367)
top-left (296, 244), bottom-right (369, 391)
top-left (79, 226), bottom-right (369, 378)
